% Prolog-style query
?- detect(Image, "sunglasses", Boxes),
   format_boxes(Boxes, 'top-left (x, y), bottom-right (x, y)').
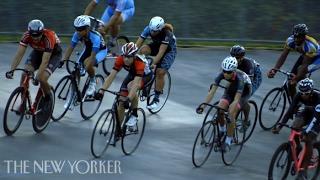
top-left (75, 26), bottom-right (87, 32)
top-left (123, 54), bottom-right (135, 58)
top-left (151, 30), bottom-right (160, 33)
top-left (223, 70), bottom-right (233, 74)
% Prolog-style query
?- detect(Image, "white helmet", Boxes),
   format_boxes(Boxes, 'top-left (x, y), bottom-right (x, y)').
top-left (221, 56), bottom-right (238, 71)
top-left (28, 19), bottom-right (44, 36)
top-left (74, 15), bottom-right (91, 29)
top-left (149, 16), bottom-right (165, 31)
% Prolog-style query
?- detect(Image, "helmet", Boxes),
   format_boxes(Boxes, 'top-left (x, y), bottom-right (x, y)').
top-left (298, 78), bottom-right (314, 93)
top-left (292, 24), bottom-right (308, 36)
top-left (230, 45), bottom-right (246, 57)
top-left (221, 56), bottom-right (238, 71)
top-left (149, 16), bottom-right (165, 32)
top-left (74, 15), bottom-right (90, 31)
top-left (122, 42), bottom-right (138, 56)
top-left (28, 19), bottom-right (44, 37)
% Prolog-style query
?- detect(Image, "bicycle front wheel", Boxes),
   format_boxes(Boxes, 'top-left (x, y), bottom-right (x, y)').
top-left (268, 142), bottom-right (291, 180)
top-left (80, 74), bottom-right (104, 120)
top-left (3, 87), bottom-right (26, 136)
top-left (259, 87), bottom-right (287, 130)
top-left (192, 121), bottom-right (216, 167)
top-left (32, 90), bottom-right (53, 133)
top-left (121, 108), bottom-right (146, 155)
top-left (237, 100), bottom-right (258, 143)
top-left (91, 109), bottom-right (115, 158)
top-left (308, 142), bottom-right (320, 180)
top-left (147, 71), bottom-right (171, 114)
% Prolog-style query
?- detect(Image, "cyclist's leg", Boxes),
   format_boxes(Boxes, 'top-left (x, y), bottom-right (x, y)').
top-left (289, 55), bottom-right (304, 98)
top-left (22, 50), bottom-right (40, 86)
top-left (95, 48), bottom-right (108, 65)
top-left (117, 74), bottom-right (134, 125)
top-left (217, 93), bottom-right (231, 134)
top-left (308, 55), bottom-right (320, 74)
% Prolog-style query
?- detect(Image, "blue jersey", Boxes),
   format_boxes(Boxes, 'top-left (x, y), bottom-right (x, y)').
top-left (94, 0), bottom-right (134, 12)
top-left (71, 30), bottom-right (106, 53)
top-left (140, 26), bottom-right (177, 52)
top-left (285, 35), bottom-right (320, 58)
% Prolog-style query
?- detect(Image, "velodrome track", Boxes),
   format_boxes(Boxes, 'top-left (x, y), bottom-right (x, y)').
top-left (0, 43), bottom-right (319, 180)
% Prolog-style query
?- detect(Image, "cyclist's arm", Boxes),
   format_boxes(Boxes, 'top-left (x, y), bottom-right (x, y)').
top-left (63, 45), bottom-right (75, 60)
top-left (153, 44), bottom-right (168, 65)
top-left (128, 76), bottom-right (142, 100)
top-left (102, 69), bottom-right (118, 90)
top-left (273, 48), bottom-right (290, 69)
top-left (10, 45), bottom-right (27, 71)
top-left (296, 55), bottom-right (313, 80)
top-left (203, 84), bottom-right (218, 105)
top-left (37, 52), bottom-right (51, 77)
top-left (84, 0), bottom-right (97, 15)
top-left (136, 37), bottom-right (145, 49)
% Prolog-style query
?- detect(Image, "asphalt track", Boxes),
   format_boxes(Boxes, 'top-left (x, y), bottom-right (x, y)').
top-left (0, 43), bottom-right (319, 180)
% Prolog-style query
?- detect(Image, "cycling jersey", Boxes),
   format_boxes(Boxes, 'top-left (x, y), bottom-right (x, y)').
top-left (71, 30), bottom-right (106, 53)
top-left (285, 35), bottom-right (320, 58)
top-left (20, 29), bottom-right (61, 54)
top-left (113, 55), bottom-right (151, 77)
top-left (238, 57), bottom-right (262, 94)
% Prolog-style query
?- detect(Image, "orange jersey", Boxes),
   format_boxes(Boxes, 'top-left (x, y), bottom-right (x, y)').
top-left (113, 56), bottom-right (145, 77)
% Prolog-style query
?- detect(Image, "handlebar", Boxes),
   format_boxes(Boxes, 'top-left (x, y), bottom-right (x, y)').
top-left (9, 68), bottom-right (35, 79)
top-left (273, 69), bottom-right (293, 77)
top-left (98, 88), bottom-right (121, 97)
top-left (198, 103), bottom-right (228, 112)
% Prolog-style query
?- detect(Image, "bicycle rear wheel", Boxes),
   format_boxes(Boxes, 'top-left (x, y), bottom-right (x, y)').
top-left (32, 89), bottom-right (53, 133)
top-left (147, 71), bottom-right (171, 114)
top-left (308, 142), bottom-right (320, 180)
top-left (80, 74), bottom-right (104, 120)
top-left (3, 87), bottom-right (26, 136)
top-left (259, 87), bottom-right (287, 130)
top-left (221, 119), bottom-right (245, 166)
top-left (268, 142), bottom-right (291, 180)
top-left (238, 100), bottom-right (258, 143)
top-left (121, 108), bottom-right (146, 155)
top-left (52, 75), bottom-right (74, 121)
top-left (192, 121), bottom-right (216, 167)
top-left (91, 109), bottom-right (115, 158)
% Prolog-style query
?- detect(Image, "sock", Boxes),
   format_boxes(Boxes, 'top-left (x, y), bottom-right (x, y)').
top-left (219, 125), bottom-right (226, 132)
top-left (225, 136), bottom-right (232, 145)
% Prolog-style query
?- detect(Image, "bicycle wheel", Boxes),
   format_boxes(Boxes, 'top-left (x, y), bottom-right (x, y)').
top-left (308, 142), bottom-right (320, 180)
top-left (102, 35), bottom-right (129, 75)
top-left (268, 142), bottom-right (291, 180)
top-left (121, 108), bottom-right (146, 155)
top-left (80, 74), bottom-right (104, 120)
top-left (52, 75), bottom-right (74, 121)
top-left (221, 118), bottom-right (246, 166)
top-left (91, 109), bottom-right (115, 158)
top-left (202, 101), bottom-right (219, 125)
top-left (3, 87), bottom-right (26, 136)
top-left (147, 71), bottom-right (171, 114)
top-left (238, 100), bottom-right (258, 143)
top-left (32, 90), bottom-right (53, 133)
top-left (259, 87), bottom-right (287, 130)
top-left (192, 121), bottom-right (216, 167)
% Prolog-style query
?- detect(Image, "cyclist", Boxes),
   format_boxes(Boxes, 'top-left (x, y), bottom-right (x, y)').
top-left (230, 45), bottom-right (262, 130)
top-left (6, 19), bottom-right (62, 107)
top-left (267, 24), bottom-right (320, 99)
top-left (196, 57), bottom-right (252, 150)
top-left (84, 0), bottom-right (135, 45)
top-left (63, 15), bottom-right (107, 96)
top-left (136, 16), bottom-right (177, 110)
top-left (271, 78), bottom-right (320, 180)
top-left (95, 42), bottom-right (152, 130)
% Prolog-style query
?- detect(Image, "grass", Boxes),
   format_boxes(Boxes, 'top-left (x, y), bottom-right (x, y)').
top-left (0, 34), bottom-right (284, 50)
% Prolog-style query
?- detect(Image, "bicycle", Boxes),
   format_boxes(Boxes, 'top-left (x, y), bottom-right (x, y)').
top-left (268, 123), bottom-right (320, 180)
top-left (90, 89), bottom-right (146, 158)
top-left (192, 103), bottom-right (245, 167)
top-left (52, 60), bottom-right (104, 121)
top-left (138, 56), bottom-right (171, 114)
top-left (3, 69), bottom-right (54, 135)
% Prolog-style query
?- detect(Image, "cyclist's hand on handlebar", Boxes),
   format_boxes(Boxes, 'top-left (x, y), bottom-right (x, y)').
top-left (267, 68), bottom-right (277, 78)
top-left (196, 105), bottom-right (204, 114)
top-left (58, 61), bottom-right (65, 68)
top-left (94, 91), bottom-right (104, 101)
top-left (5, 71), bottom-right (14, 79)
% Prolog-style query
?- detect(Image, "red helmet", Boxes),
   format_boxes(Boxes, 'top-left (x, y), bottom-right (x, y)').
top-left (122, 42), bottom-right (138, 56)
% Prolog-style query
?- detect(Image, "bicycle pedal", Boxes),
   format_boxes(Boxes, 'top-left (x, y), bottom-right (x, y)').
top-left (290, 166), bottom-right (296, 176)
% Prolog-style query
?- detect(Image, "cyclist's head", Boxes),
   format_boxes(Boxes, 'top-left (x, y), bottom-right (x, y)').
top-left (298, 78), bottom-right (314, 95)
top-left (149, 16), bottom-right (165, 32)
top-left (74, 15), bottom-right (91, 32)
top-left (28, 19), bottom-right (44, 38)
top-left (292, 24), bottom-right (308, 37)
top-left (221, 56), bottom-right (238, 74)
top-left (230, 45), bottom-right (246, 59)
top-left (122, 42), bottom-right (138, 57)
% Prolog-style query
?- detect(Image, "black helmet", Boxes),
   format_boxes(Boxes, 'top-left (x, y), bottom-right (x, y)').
top-left (230, 45), bottom-right (245, 57)
top-left (293, 24), bottom-right (308, 36)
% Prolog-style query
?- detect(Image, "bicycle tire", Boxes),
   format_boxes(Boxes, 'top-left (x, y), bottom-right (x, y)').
top-left (268, 142), bottom-right (291, 180)
top-left (309, 142), bottom-right (320, 180)
top-left (3, 87), bottom-right (26, 136)
top-left (192, 121), bottom-right (216, 167)
top-left (121, 108), bottom-right (146, 155)
top-left (202, 101), bottom-right (219, 126)
top-left (147, 71), bottom-right (171, 114)
top-left (90, 109), bottom-right (115, 158)
top-left (102, 35), bottom-right (129, 75)
top-left (239, 100), bottom-right (258, 143)
top-left (80, 74), bottom-right (104, 120)
top-left (52, 75), bottom-right (74, 121)
top-left (259, 87), bottom-right (287, 130)
top-left (32, 90), bottom-right (53, 133)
